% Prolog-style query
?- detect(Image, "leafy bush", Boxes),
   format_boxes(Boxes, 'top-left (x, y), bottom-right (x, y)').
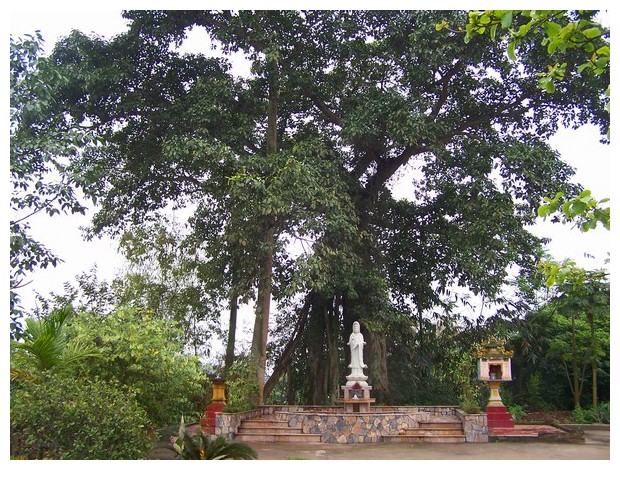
top-left (459, 397), bottom-right (483, 414)
top-left (588, 402), bottom-right (610, 424)
top-left (10, 305), bottom-right (100, 377)
top-left (571, 406), bottom-right (587, 424)
top-left (507, 404), bottom-right (528, 421)
top-left (573, 402), bottom-right (610, 424)
top-left (66, 306), bottom-right (206, 425)
top-left (523, 373), bottom-right (554, 411)
top-left (11, 373), bottom-right (152, 459)
top-left (223, 355), bottom-right (259, 412)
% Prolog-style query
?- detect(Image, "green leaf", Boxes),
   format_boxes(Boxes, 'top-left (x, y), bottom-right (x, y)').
top-left (435, 21), bottom-right (449, 31)
top-left (596, 45), bottom-right (610, 56)
top-left (538, 204), bottom-right (550, 217)
top-left (569, 200), bottom-right (586, 216)
top-left (544, 21), bottom-right (562, 39)
top-left (507, 41), bottom-right (517, 61)
top-left (538, 76), bottom-right (556, 93)
top-left (501, 11), bottom-right (513, 28)
top-left (490, 23), bottom-right (498, 41)
top-left (577, 62), bottom-right (590, 74)
top-left (578, 189), bottom-right (592, 198)
top-left (479, 14), bottom-right (491, 25)
top-left (582, 27), bottom-right (601, 39)
top-left (547, 39), bottom-right (561, 55)
top-left (517, 23), bottom-right (531, 37)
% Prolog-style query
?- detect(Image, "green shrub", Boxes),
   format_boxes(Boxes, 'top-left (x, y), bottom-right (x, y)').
top-left (10, 373), bottom-right (153, 459)
top-left (574, 402), bottom-right (610, 424)
top-left (459, 397), bottom-right (483, 414)
top-left (507, 404), bottom-right (528, 422)
top-left (66, 306), bottom-right (206, 425)
top-left (588, 402), bottom-right (610, 424)
top-left (571, 406), bottom-right (587, 424)
top-left (223, 355), bottom-right (259, 412)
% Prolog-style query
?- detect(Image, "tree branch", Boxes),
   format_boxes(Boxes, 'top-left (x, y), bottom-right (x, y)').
top-left (263, 295), bottom-right (312, 398)
top-left (309, 94), bottom-right (342, 126)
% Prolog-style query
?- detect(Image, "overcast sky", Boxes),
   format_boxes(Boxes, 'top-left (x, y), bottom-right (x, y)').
top-left (8, 8), bottom-right (613, 315)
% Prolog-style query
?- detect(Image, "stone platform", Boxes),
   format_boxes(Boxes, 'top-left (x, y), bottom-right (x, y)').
top-left (210, 405), bottom-right (489, 444)
top-left (489, 424), bottom-right (575, 442)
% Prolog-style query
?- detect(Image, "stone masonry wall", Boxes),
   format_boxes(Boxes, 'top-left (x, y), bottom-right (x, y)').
top-left (214, 405), bottom-right (489, 443)
top-left (292, 412), bottom-right (418, 443)
top-left (456, 410), bottom-right (488, 443)
top-left (215, 406), bottom-right (273, 439)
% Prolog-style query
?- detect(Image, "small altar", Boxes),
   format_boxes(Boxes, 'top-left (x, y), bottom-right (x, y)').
top-left (337, 382), bottom-right (376, 413)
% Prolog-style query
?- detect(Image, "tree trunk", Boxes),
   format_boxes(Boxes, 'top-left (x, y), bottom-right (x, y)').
top-left (588, 310), bottom-right (597, 409)
top-left (571, 316), bottom-right (581, 409)
top-left (263, 295), bottom-right (312, 400)
top-left (307, 296), bottom-right (328, 405)
top-left (326, 295), bottom-right (341, 402)
top-left (250, 73), bottom-right (278, 405)
top-left (224, 295), bottom-right (238, 370)
top-left (286, 366), bottom-right (295, 404)
top-left (251, 225), bottom-right (274, 406)
top-left (366, 330), bottom-right (390, 403)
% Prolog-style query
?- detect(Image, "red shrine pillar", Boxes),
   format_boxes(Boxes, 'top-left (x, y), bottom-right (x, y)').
top-left (201, 374), bottom-right (226, 434)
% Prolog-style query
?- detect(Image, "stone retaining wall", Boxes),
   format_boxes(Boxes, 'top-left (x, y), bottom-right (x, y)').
top-left (292, 411), bottom-right (417, 443)
top-left (456, 410), bottom-right (488, 443)
top-left (215, 406), bottom-right (270, 438)
top-left (214, 405), bottom-right (488, 443)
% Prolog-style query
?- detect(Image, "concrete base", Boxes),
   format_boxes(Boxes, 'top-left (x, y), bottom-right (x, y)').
top-left (486, 405), bottom-right (514, 429)
top-left (201, 404), bottom-right (225, 433)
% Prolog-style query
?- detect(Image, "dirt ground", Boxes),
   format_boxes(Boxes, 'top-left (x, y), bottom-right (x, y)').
top-left (147, 425), bottom-right (610, 461)
top-left (243, 427), bottom-right (609, 460)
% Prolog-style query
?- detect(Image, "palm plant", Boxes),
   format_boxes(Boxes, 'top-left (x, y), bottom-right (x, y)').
top-left (171, 417), bottom-right (257, 460)
top-left (10, 305), bottom-right (100, 377)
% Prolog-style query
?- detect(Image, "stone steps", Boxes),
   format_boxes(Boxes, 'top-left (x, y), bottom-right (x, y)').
top-left (235, 432), bottom-right (323, 443)
top-left (383, 415), bottom-right (466, 444)
top-left (413, 428), bottom-right (465, 436)
top-left (238, 420), bottom-right (290, 430)
top-left (235, 413), bottom-right (467, 444)
top-left (383, 434), bottom-right (466, 444)
top-left (418, 422), bottom-right (463, 430)
top-left (238, 425), bottom-right (299, 435)
top-left (234, 415), bottom-right (322, 443)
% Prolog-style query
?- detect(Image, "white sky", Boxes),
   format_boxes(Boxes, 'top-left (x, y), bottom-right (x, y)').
top-left (7, 8), bottom-right (614, 315)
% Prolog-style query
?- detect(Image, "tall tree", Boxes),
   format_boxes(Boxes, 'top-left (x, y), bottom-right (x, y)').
top-left (50, 12), bottom-right (360, 403)
top-left (49, 10), bottom-right (608, 404)
top-left (538, 260), bottom-right (609, 408)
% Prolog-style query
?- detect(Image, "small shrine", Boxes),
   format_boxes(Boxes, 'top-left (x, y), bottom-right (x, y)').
top-left (339, 321), bottom-right (375, 412)
top-left (476, 337), bottom-right (514, 429)
top-left (201, 373), bottom-right (226, 433)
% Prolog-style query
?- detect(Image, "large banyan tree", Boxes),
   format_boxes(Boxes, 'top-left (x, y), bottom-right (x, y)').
top-left (49, 10), bottom-right (608, 404)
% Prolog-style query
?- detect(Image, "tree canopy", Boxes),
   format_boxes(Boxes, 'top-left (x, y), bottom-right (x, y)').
top-left (43, 10), bottom-right (608, 404)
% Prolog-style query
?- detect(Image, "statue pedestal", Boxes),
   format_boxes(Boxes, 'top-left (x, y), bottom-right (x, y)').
top-left (337, 382), bottom-right (375, 413)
